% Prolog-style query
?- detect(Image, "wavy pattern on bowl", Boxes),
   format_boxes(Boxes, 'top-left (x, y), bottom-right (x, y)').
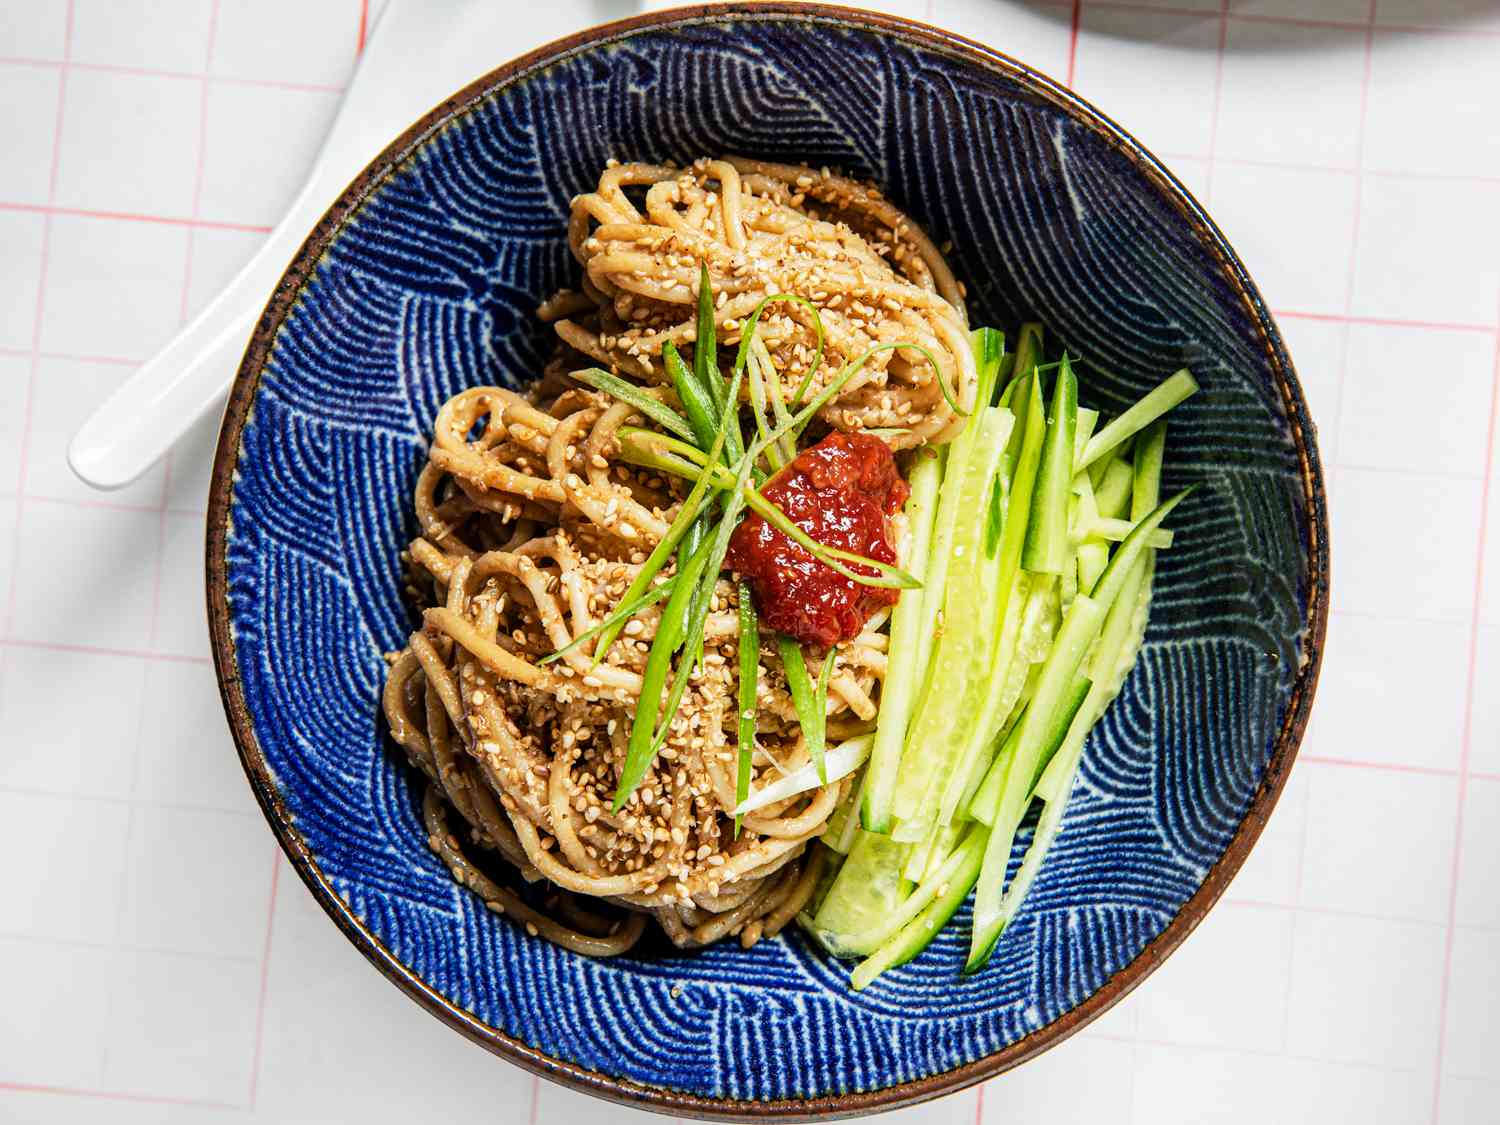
top-left (213, 9), bottom-right (1325, 1111)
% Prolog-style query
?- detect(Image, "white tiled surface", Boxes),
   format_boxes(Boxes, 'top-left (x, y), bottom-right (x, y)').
top-left (0, 1), bottom-right (1495, 1123)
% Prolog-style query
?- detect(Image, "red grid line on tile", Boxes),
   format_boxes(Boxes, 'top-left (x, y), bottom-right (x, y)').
top-left (1300, 755), bottom-right (1460, 778)
top-left (1084, 0), bottom-right (1500, 38)
top-left (529, 1074), bottom-right (542, 1125)
top-left (248, 852), bottom-right (282, 1108)
top-left (1271, 310), bottom-right (1497, 335)
top-left (974, 1079), bottom-right (986, 1124)
top-left (1429, 292), bottom-right (1500, 1123)
top-left (0, 198), bottom-right (272, 233)
top-left (1065, 0), bottom-right (1081, 87)
top-left (0, 55), bottom-right (346, 94)
top-left (0, 636), bottom-right (210, 665)
top-left (2, 0), bottom-right (73, 640)
top-left (1229, 899), bottom-right (1445, 928)
top-left (1341, 3), bottom-right (1377, 323)
top-left (358, 0), bottom-right (370, 54)
top-left (0, 1081), bottom-right (238, 1111)
top-left (24, 493), bottom-right (193, 517)
top-left (1198, 0), bottom-right (1230, 205)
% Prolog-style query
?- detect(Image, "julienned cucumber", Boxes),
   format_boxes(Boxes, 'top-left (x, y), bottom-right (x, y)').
top-left (792, 335), bottom-right (1197, 988)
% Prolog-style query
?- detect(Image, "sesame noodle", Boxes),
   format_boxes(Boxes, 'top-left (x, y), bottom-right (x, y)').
top-left (382, 157), bottom-right (972, 956)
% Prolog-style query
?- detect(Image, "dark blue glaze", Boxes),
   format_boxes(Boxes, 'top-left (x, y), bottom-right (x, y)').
top-left (218, 9), bottom-right (1324, 1106)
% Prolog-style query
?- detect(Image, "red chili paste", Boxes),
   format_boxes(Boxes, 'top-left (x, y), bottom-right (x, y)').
top-left (727, 431), bottom-right (909, 647)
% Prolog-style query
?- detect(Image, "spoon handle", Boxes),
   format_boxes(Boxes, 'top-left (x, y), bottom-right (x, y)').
top-left (67, 0), bottom-right (502, 490)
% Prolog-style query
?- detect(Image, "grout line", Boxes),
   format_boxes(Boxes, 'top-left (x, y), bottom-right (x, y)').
top-left (357, 0), bottom-right (371, 54)
top-left (247, 852), bottom-right (282, 1108)
top-left (1300, 755), bottom-right (1462, 777)
top-left (0, 55), bottom-right (346, 94)
top-left (1340, 2), bottom-right (1378, 321)
top-left (974, 1079), bottom-right (986, 1124)
top-left (1199, 0), bottom-right (1231, 207)
top-left (2, 0), bottom-right (72, 640)
top-left (0, 929), bottom-right (260, 962)
top-left (1271, 310), bottom-right (1498, 335)
top-left (0, 199), bottom-right (272, 234)
top-left (0, 1082), bottom-right (239, 1112)
top-left (1065, 0), bottom-right (1082, 88)
top-left (1085, 1029), bottom-right (1437, 1072)
top-left (1081, 0), bottom-right (1500, 37)
top-left (21, 493), bottom-right (197, 516)
top-left (1429, 292), bottom-right (1500, 1123)
top-left (529, 1074), bottom-right (541, 1125)
top-left (0, 636), bottom-right (210, 665)
top-left (0, 783), bottom-right (258, 819)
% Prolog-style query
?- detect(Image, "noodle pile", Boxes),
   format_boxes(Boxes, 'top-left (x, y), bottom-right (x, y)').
top-left (382, 157), bottom-right (972, 956)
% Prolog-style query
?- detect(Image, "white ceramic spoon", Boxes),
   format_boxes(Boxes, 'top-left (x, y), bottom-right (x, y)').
top-left (67, 0), bottom-right (639, 490)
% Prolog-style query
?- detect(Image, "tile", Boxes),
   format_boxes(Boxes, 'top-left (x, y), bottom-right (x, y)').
top-left (254, 873), bottom-right (538, 1121)
top-left (70, 0), bottom-right (214, 72)
top-left (0, 64), bottom-right (63, 204)
top-left (0, 353), bottom-right (28, 489)
top-left (1300, 761), bottom-right (1458, 921)
top-left (26, 356), bottom-right (163, 505)
top-left (1456, 777), bottom-right (1500, 930)
top-left (1364, 31), bottom-right (1500, 180)
top-left (1133, 1044), bottom-right (1428, 1125)
top-left (1092, 0), bottom-right (1221, 10)
top-left (0, 789), bottom-right (131, 943)
top-left (0, 1093), bottom-right (237, 1125)
top-left (118, 804), bottom-right (273, 958)
top-left (1285, 911), bottom-right (1444, 1069)
top-left (1135, 903), bottom-right (1293, 1050)
top-left (198, 82), bottom-right (339, 228)
top-left (1079, 984), bottom-right (1143, 1042)
top-left (152, 510), bottom-right (209, 659)
top-left (1443, 926), bottom-right (1500, 1078)
top-left (0, 498), bottom-right (16, 611)
top-left (976, 1034), bottom-right (1136, 1121)
top-left (165, 408), bottom-right (225, 514)
top-left (1275, 317), bottom-right (1346, 467)
top-left (1209, 165), bottom-right (1358, 316)
top-left (1440, 1076), bottom-right (1500, 1125)
top-left (1216, 21), bottom-right (1366, 168)
top-left (936, 0), bottom-right (1075, 83)
top-left (0, 2), bottom-right (69, 59)
top-left (1375, 0), bottom-right (1500, 31)
top-left (0, 645), bottom-right (147, 799)
top-left (1339, 324), bottom-right (1493, 476)
top-left (1304, 613), bottom-right (1470, 772)
top-left (1330, 468), bottom-right (1482, 622)
top-left (134, 660), bottom-right (256, 814)
top-left (1472, 626), bottom-right (1500, 776)
top-left (0, 209), bottom-right (46, 352)
top-left (9, 499), bottom-right (159, 650)
top-left (210, 0), bottom-right (363, 89)
top-left (1166, 155), bottom-right (1210, 200)
top-left (1073, 8), bottom-right (1223, 158)
top-left (100, 947), bottom-right (258, 1104)
top-left (1350, 175), bottom-right (1500, 329)
top-left (39, 214), bottom-right (187, 360)
top-left (1224, 766), bottom-right (1308, 905)
top-left (182, 225), bottom-right (264, 322)
top-left (1486, 470), bottom-right (1500, 630)
top-left (52, 68), bottom-right (201, 220)
top-left (0, 936), bottom-right (113, 1088)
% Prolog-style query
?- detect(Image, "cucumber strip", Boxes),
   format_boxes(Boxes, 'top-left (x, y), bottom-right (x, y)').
top-left (850, 827), bottom-right (988, 989)
top-left (1093, 456), bottom-right (1135, 520)
top-left (1077, 369), bottom-right (1197, 472)
top-left (1086, 442), bottom-right (1119, 491)
top-left (1075, 516), bottom-right (1174, 549)
top-left (1026, 673), bottom-right (1091, 793)
top-left (820, 824), bottom-right (980, 960)
top-left (1072, 473), bottom-right (1111, 594)
top-left (999, 322), bottom-right (1043, 413)
top-left (736, 734), bottom-right (872, 815)
top-left (825, 767), bottom-right (869, 855)
top-left (862, 450), bottom-right (943, 833)
top-left (1133, 419), bottom-right (1166, 519)
top-left (967, 591), bottom-right (1107, 969)
top-left (809, 830), bottom-right (910, 957)
top-left (800, 845), bottom-right (845, 921)
top-left (1073, 407), bottom-right (1099, 465)
top-left (958, 665), bottom-right (1035, 819)
top-left (967, 708), bottom-right (1024, 827)
top-left (983, 769), bottom-right (1069, 945)
top-left (890, 409), bottom-right (1014, 838)
top-left (1021, 356), bottom-right (1078, 575)
top-left (1089, 490), bottom-right (1190, 615)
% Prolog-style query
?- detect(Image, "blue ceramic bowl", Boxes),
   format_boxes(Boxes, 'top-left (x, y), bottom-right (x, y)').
top-left (208, 4), bottom-right (1327, 1117)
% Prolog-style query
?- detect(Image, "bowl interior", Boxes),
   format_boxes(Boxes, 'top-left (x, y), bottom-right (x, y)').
top-left (214, 8), bottom-right (1324, 1114)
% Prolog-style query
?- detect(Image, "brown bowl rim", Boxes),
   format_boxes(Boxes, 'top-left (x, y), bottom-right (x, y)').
top-left (204, 3), bottom-right (1330, 1119)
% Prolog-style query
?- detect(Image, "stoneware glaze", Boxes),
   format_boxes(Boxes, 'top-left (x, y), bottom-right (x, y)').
top-left (207, 4), bottom-right (1329, 1117)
